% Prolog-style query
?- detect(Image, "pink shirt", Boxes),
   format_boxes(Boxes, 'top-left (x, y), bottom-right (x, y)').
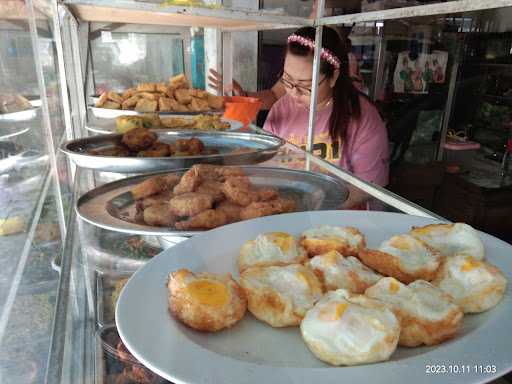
top-left (263, 94), bottom-right (389, 187)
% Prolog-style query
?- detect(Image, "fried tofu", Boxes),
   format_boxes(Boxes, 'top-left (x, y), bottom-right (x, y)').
top-left (95, 92), bottom-right (108, 107)
top-left (207, 94), bottom-right (225, 110)
top-left (137, 83), bottom-right (156, 92)
top-left (169, 73), bottom-right (189, 89)
top-left (135, 99), bottom-right (158, 113)
top-left (121, 95), bottom-right (140, 110)
top-left (159, 97), bottom-right (176, 112)
top-left (189, 97), bottom-right (210, 112)
top-left (175, 89), bottom-right (193, 105)
top-left (107, 91), bottom-right (124, 104)
top-left (102, 101), bottom-right (121, 109)
top-left (156, 82), bottom-right (168, 94)
top-left (122, 88), bottom-right (137, 99)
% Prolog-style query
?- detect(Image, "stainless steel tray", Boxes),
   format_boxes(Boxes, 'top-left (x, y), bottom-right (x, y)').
top-left (61, 131), bottom-right (284, 173)
top-left (85, 116), bottom-right (243, 134)
top-left (76, 166), bottom-right (349, 237)
top-left (88, 105), bottom-right (223, 119)
top-left (0, 107), bottom-right (39, 122)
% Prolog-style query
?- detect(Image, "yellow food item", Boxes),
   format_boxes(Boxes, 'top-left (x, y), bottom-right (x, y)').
top-left (116, 115), bottom-right (145, 133)
top-left (0, 216), bottom-right (25, 236)
top-left (186, 280), bottom-right (230, 307)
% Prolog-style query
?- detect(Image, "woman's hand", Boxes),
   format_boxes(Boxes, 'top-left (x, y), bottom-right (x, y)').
top-left (207, 69), bottom-right (246, 96)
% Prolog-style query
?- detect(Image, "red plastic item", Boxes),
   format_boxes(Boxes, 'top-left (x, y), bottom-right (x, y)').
top-left (507, 138), bottom-right (512, 153)
top-left (223, 96), bottom-right (263, 127)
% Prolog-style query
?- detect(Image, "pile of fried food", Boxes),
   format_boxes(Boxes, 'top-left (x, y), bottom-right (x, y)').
top-left (115, 113), bottom-right (231, 133)
top-left (95, 74), bottom-right (224, 113)
top-left (130, 165), bottom-right (296, 230)
top-left (89, 128), bottom-right (213, 158)
top-left (0, 94), bottom-right (32, 114)
top-left (167, 222), bottom-right (508, 366)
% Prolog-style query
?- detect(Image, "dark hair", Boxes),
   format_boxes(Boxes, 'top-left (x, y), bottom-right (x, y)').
top-left (287, 26), bottom-right (361, 143)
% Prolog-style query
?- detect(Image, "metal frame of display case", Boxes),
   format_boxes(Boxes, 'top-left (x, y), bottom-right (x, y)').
top-left (40, 0), bottom-right (512, 383)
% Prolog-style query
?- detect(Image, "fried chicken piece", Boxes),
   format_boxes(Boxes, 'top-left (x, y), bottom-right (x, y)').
top-left (121, 127), bottom-right (157, 151)
top-left (139, 190), bottom-right (174, 209)
top-left (187, 138), bottom-right (205, 155)
top-left (192, 164), bottom-right (222, 180)
top-left (214, 166), bottom-right (246, 180)
top-left (222, 176), bottom-right (258, 206)
top-left (173, 167), bottom-right (202, 195)
top-left (196, 179), bottom-right (224, 203)
top-left (216, 201), bottom-right (242, 223)
top-left (137, 142), bottom-right (170, 157)
top-left (162, 174), bottom-right (180, 190)
top-left (257, 187), bottom-right (279, 201)
top-left (169, 192), bottom-right (213, 217)
top-left (135, 99), bottom-right (158, 113)
top-left (175, 209), bottom-right (228, 230)
top-left (131, 175), bottom-right (168, 200)
top-left (143, 203), bottom-right (177, 227)
top-left (239, 200), bottom-right (283, 221)
top-left (271, 197), bottom-right (297, 213)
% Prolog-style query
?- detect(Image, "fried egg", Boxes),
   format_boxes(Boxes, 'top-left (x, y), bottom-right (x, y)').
top-left (300, 289), bottom-right (400, 366)
top-left (432, 255), bottom-right (507, 313)
top-left (306, 250), bottom-right (382, 293)
top-left (240, 264), bottom-right (323, 327)
top-left (167, 269), bottom-right (247, 332)
top-left (238, 232), bottom-right (307, 273)
top-left (300, 225), bottom-right (366, 257)
top-left (358, 234), bottom-right (441, 283)
top-left (410, 223), bottom-right (485, 260)
top-left (365, 277), bottom-right (463, 347)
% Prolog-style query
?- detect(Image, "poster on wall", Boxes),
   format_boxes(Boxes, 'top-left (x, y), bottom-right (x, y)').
top-left (393, 50), bottom-right (448, 94)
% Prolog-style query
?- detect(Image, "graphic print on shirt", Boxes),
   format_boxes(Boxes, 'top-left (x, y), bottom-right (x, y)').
top-left (286, 131), bottom-right (341, 164)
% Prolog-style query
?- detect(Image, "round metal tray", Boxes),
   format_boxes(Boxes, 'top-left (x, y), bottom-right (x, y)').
top-left (76, 166), bottom-right (349, 237)
top-left (61, 131), bottom-right (284, 173)
top-left (0, 107), bottom-right (39, 122)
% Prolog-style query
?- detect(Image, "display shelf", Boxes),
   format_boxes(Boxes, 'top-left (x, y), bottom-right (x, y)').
top-left (63, 0), bottom-right (313, 31)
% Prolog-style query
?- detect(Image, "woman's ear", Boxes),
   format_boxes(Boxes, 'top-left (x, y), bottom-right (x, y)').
top-left (330, 69), bottom-right (340, 87)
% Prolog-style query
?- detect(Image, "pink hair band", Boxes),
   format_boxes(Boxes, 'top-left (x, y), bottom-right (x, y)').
top-left (287, 34), bottom-right (341, 70)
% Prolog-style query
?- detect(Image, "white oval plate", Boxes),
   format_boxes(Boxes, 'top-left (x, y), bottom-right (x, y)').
top-left (116, 211), bottom-right (512, 384)
top-left (85, 115), bottom-right (243, 134)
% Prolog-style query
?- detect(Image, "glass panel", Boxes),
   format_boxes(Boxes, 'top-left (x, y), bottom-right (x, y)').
top-left (90, 30), bottom-right (185, 94)
top-left (0, 0), bottom-right (70, 382)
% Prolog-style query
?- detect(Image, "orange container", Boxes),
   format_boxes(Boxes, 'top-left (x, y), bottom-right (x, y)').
top-left (223, 96), bottom-right (263, 127)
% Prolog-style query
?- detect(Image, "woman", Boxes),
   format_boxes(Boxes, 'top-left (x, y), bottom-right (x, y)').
top-left (211, 27), bottom-right (388, 209)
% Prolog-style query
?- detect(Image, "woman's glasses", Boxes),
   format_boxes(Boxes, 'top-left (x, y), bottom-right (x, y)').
top-left (279, 76), bottom-right (327, 96)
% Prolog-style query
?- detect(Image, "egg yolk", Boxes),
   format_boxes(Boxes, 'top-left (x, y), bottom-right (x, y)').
top-left (389, 279), bottom-right (400, 293)
top-left (271, 232), bottom-right (293, 252)
top-left (319, 302), bottom-right (348, 321)
top-left (296, 271), bottom-right (315, 290)
top-left (460, 257), bottom-right (481, 272)
top-left (322, 250), bottom-right (339, 265)
top-left (186, 280), bottom-right (229, 306)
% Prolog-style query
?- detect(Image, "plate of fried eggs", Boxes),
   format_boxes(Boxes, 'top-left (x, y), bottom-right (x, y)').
top-left (116, 211), bottom-right (511, 384)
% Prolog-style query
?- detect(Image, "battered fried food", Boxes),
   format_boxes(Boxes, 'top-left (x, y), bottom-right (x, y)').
top-left (175, 89), bottom-right (193, 104)
top-left (95, 92), bottom-right (108, 107)
top-left (103, 101), bottom-right (121, 109)
top-left (168, 269), bottom-right (247, 332)
top-left (137, 142), bottom-right (170, 157)
top-left (196, 179), bottom-right (224, 202)
top-left (137, 82), bottom-right (156, 92)
top-left (116, 115), bottom-right (144, 133)
top-left (107, 91), bottom-right (124, 104)
top-left (160, 117), bottom-right (196, 129)
top-left (158, 97), bottom-right (175, 112)
top-left (239, 200), bottom-right (283, 220)
top-left (121, 95), bottom-right (140, 110)
top-left (216, 201), bottom-right (242, 223)
top-left (214, 166), bottom-right (245, 180)
top-left (222, 177), bottom-right (258, 206)
top-left (207, 94), bottom-right (225, 110)
top-left (173, 167), bottom-right (202, 194)
top-left (135, 99), bottom-right (158, 113)
top-left (257, 187), bottom-right (279, 201)
top-left (121, 127), bottom-right (157, 151)
top-left (169, 73), bottom-right (189, 89)
top-left (131, 175), bottom-right (169, 200)
top-left (169, 192), bottom-right (213, 217)
top-left (175, 209), bottom-right (228, 230)
top-left (155, 82), bottom-right (168, 94)
top-left (189, 97), bottom-right (210, 112)
top-left (138, 190), bottom-right (174, 209)
top-left (143, 203), bottom-right (177, 227)
top-left (122, 88), bottom-right (137, 99)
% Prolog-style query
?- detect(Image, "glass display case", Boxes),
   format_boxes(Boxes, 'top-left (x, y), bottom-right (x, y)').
top-left (1, 1), bottom-right (511, 383)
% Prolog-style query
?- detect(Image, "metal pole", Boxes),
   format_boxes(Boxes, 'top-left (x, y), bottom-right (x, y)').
top-left (222, 31), bottom-right (233, 96)
top-left (306, 0), bottom-right (326, 155)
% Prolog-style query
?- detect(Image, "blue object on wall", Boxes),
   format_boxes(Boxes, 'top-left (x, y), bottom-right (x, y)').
top-left (191, 33), bottom-right (205, 89)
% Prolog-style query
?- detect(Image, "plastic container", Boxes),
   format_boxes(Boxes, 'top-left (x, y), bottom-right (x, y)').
top-left (443, 140), bottom-right (480, 171)
top-left (222, 96), bottom-right (262, 127)
top-left (97, 325), bottom-right (168, 384)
